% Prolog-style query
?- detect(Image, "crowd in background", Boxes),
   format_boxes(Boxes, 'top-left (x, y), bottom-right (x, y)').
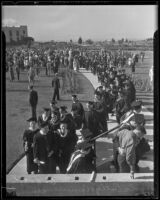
top-left (6, 45), bottom-right (151, 177)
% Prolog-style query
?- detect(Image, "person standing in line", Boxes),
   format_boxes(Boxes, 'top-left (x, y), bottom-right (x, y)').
top-left (23, 117), bottom-right (39, 174)
top-left (28, 65), bottom-right (35, 86)
top-left (37, 108), bottom-right (50, 129)
top-left (8, 61), bottom-right (15, 82)
top-left (28, 85), bottom-right (38, 121)
top-left (33, 123), bottom-right (50, 174)
top-left (71, 95), bottom-right (85, 130)
top-left (52, 73), bottom-right (60, 101)
top-left (55, 118), bottom-right (78, 173)
top-left (93, 91), bottom-right (108, 133)
top-left (15, 58), bottom-right (20, 81)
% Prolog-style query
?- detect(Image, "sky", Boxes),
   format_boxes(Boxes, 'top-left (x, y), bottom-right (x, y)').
top-left (2, 5), bottom-right (158, 42)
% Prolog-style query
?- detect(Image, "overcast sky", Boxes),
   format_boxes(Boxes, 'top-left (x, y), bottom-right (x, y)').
top-left (2, 5), bottom-right (158, 42)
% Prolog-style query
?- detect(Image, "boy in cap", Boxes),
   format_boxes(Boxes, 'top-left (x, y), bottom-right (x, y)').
top-left (23, 117), bottom-right (39, 174)
top-left (112, 125), bottom-right (147, 178)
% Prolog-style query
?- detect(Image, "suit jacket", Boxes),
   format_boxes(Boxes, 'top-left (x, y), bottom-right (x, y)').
top-left (52, 77), bottom-right (60, 90)
top-left (29, 90), bottom-right (38, 106)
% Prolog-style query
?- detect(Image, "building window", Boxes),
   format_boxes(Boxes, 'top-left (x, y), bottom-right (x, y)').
top-left (23, 30), bottom-right (25, 34)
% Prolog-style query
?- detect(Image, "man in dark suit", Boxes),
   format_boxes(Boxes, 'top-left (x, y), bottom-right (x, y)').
top-left (28, 85), bottom-right (38, 121)
top-left (71, 95), bottom-right (84, 130)
top-left (52, 73), bottom-right (60, 101)
top-left (23, 117), bottom-right (39, 174)
top-left (33, 123), bottom-right (50, 174)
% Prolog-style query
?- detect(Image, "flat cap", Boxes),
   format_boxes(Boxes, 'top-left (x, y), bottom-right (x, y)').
top-left (72, 94), bottom-right (77, 98)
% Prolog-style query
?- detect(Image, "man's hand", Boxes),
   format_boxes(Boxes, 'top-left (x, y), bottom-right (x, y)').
top-left (24, 142), bottom-right (28, 152)
top-left (34, 158), bottom-right (40, 165)
top-left (48, 150), bottom-right (54, 157)
top-left (130, 171), bottom-right (134, 179)
top-left (118, 147), bottom-right (125, 155)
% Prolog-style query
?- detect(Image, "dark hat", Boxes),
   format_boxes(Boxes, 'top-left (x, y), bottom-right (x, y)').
top-left (131, 100), bottom-right (142, 108)
top-left (43, 107), bottom-right (50, 112)
top-left (99, 85), bottom-right (103, 89)
top-left (40, 123), bottom-right (48, 128)
top-left (86, 101), bottom-right (94, 105)
top-left (72, 94), bottom-right (77, 98)
top-left (94, 91), bottom-right (101, 96)
top-left (81, 128), bottom-right (93, 139)
top-left (27, 117), bottom-right (36, 122)
top-left (60, 105), bottom-right (67, 111)
top-left (60, 116), bottom-right (70, 124)
top-left (50, 100), bottom-right (57, 105)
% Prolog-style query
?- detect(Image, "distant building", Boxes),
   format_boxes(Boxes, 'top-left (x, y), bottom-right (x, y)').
top-left (2, 25), bottom-right (28, 43)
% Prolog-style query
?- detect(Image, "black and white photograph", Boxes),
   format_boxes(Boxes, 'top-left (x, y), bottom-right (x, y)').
top-left (2, 3), bottom-right (158, 197)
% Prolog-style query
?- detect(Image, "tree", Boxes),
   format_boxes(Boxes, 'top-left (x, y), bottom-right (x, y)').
top-left (78, 37), bottom-right (82, 44)
top-left (85, 39), bottom-right (94, 45)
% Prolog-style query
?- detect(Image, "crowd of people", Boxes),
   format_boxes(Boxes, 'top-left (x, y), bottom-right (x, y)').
top-left (6, 45), bottom-right (144, 83)
top-left (6, 44), bottom-right (150, 178)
